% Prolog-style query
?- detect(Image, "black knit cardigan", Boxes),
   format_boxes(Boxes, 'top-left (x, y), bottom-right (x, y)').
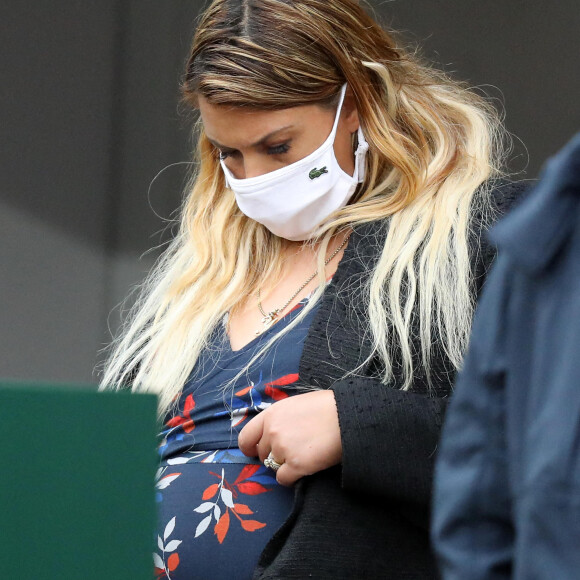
top-left (252, 181), bottom-right (527, 579)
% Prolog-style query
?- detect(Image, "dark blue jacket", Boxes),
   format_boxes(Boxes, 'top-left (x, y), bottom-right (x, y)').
top-left (432, 133), bottom-right (580, 579)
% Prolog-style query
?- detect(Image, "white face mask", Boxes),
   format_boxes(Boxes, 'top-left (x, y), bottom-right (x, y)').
top-left (220, 84), bottom-right (369, 241)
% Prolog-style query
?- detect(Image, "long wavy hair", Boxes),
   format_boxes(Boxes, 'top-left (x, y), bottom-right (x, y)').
top-left (100, 0), bottom-right (507, 417)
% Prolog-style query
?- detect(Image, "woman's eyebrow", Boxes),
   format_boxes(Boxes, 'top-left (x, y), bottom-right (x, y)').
top-left (207, 125), bottom-right (294, 150)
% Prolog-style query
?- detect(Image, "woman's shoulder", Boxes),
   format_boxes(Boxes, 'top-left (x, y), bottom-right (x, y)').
top-left (486, 178), bottom-right (534, 218)
top-left (348, 178), bottom-right (533, 259)
top-left (471, 178), bottom-right (534, 293)
top-left (468, 178), bottom-right (532, 240)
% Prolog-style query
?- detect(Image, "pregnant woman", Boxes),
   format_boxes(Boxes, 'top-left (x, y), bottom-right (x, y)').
top-left (100, 1), bottom-right (524, 577)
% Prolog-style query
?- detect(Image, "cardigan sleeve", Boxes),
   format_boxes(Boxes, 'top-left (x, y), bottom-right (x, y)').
top-left (331, 377), bottom-right (446, 506)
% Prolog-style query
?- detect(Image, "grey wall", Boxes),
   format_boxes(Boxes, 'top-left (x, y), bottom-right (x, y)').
top-left (1, 2), bottom-right (119, 384)
top-left (1, 1), bottom-right (579, 385)
top-left (384, 1), bottom-right (580, 178)
top-left (0, 1), bottom-right (199, 383)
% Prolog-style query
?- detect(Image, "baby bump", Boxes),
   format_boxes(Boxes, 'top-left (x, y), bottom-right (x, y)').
top-left (154, 450), bottom-right (294, 580)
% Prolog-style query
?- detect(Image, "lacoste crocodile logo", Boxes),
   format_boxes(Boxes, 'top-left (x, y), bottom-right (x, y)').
top-left (309, 166), bottom-right (328, 180)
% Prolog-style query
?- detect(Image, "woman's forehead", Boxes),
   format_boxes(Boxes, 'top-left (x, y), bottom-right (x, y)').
top-left (198, 96), bottom-right (333, 147)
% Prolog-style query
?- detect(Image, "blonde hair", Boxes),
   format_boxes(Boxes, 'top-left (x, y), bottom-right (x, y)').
top-left (99, 0), bottom-right (507, 417)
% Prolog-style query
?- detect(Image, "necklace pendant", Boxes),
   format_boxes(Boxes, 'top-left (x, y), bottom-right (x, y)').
top-left (256, 310), bottom-right (280, 335)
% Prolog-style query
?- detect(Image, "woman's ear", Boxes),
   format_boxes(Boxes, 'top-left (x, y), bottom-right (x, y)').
top-left (342, 86), bottom-right (360, 133)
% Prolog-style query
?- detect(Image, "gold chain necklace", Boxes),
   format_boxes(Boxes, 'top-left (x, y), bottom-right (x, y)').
top-left (256, 234), bottom-right (351, 335)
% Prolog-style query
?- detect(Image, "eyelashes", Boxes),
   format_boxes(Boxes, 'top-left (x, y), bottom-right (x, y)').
top-left (218, 143), bottom-right (291, 160)
top-left (267, 143), bottom-right (291, 156)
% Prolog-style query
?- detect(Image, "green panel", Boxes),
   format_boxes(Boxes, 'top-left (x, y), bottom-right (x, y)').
top-left (0, 382), bottom-right (159, 580)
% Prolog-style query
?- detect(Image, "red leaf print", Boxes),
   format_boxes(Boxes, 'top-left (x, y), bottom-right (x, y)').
top-left (165, 416), bottom-right (184, 428)
top-left (165, 394), bottom-right (196, 430)
top-left (167, 553), bottom-right (180, 572)
top-left (214, 510), bottom-right (230, 544)
top-left (235, 385), bottom-right (253, 396)
top-left (202, 483), bottom-right (219, 500)
top-left (233, 503), bottom-right (254, 515)
top-left (234, 464), bottom-right (261, 484)
top-left (240, 519), bottom-right (267, 532)
top-left (264, 385), bottom-right (289, 401)
top-left (154, 567), bottom-right (165, 578)
top-left (236, 481), bottom-right (269, 495)
top-left (265, 373), bottom-right (299, 387)
top-left (165, 415), bottom-right (195, 432)
top-left (183, 394), bottom-right (195, 415)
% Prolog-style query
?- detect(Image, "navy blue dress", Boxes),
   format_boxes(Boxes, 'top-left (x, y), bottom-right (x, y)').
top-left (153, 297), bottom-right (320, 580)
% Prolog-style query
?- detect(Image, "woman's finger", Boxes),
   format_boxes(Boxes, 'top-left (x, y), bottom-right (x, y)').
top-left (238, 412), bottom-right (264, 457)
top-left (274, 462), bottom-right (300, 487)
top-left (257, 435), bottom-right (272, 463)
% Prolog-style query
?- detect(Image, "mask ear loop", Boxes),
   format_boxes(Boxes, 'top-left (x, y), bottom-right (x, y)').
top-left (329, 84), bottom-right (349, 139)
top-left (338, 84), bottom-right (368, 183)
top-left (221, 162), bottom-right (232, 189)
top-left (353, 127), bottom-right (369, 183)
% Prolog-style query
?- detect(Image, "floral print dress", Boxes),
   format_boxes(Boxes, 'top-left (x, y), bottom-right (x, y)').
top-left (154, 296), bottom-right (321, 580)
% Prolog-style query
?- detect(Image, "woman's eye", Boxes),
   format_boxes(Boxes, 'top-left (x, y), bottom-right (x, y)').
top-left (267, 143), bottom-right (291, 156)
top-left (218, 149), bottom-right (239, 160)
top-left (218, 143), bottom-right (290, 160)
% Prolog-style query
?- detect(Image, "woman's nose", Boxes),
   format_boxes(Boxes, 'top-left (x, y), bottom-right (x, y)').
top-left (242, 158), bottom-right (268, 179)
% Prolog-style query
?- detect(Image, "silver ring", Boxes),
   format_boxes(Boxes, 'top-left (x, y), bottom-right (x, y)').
top-left (264, 452), bottom-right (283, 472)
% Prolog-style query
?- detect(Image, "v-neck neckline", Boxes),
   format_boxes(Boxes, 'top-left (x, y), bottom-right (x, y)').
top-left (225, 297), bottom-right (310, 354)
top-left (224, 243), bottom-right (347, 354)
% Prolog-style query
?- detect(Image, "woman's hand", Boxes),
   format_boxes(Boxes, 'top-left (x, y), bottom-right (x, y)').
top-left (238, 390), bottom-right (342, 486)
